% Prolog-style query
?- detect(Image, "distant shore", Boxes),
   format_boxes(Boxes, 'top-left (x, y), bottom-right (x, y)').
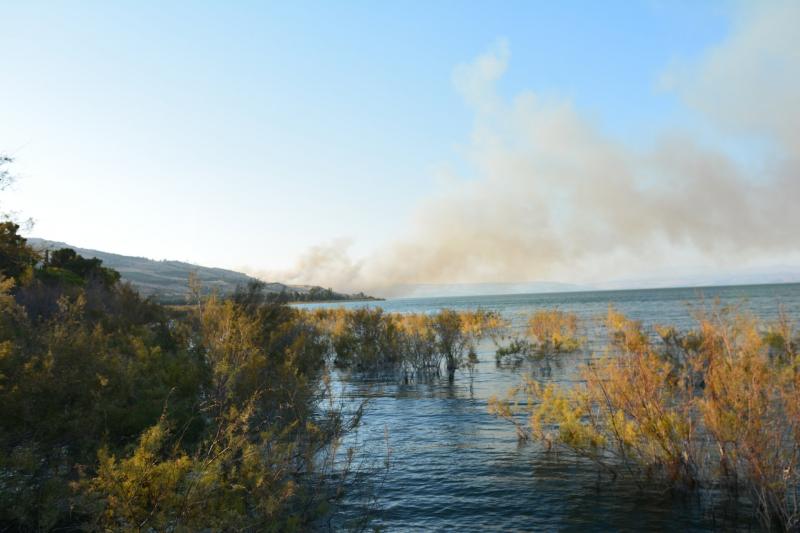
top-left (289, 296), bottom-right (385, 305)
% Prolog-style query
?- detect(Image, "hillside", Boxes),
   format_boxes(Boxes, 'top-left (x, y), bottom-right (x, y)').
top-left (27, 239), bottom-right (376, 304)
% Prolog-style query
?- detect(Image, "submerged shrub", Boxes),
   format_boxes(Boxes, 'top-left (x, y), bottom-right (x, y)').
top-left (490, 306), bottom-right (800, 531)
top-left (495, 337), bottom-right (538, 364)
top-left (527, 309), bottom-right (582, 353)
top-left (495, 309), bottom-right (583, 363)
top-left (395, 313), bottom-right (441, 378)
top-left (305, 307), bottom-right (506, 381)
top-left (327, 307), bottom-right (404, 371)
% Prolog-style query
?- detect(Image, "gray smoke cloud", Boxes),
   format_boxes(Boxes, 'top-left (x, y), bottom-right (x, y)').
top-left (261, 2), bottom-right (800, 296)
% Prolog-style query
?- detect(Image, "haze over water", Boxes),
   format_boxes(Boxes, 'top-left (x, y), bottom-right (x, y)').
top-left (299, 283), bottom-right (800, 531)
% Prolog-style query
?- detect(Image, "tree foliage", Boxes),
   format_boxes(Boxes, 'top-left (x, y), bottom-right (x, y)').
top-left (0, 226), bottom-right (355, 531)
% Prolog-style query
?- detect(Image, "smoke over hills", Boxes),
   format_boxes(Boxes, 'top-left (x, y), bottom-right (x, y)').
top-left (264, 2), bottom-right (800, 297)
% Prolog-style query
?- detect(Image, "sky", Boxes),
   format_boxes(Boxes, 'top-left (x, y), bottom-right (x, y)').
top-left (2, 1), bottom-right (799, 294)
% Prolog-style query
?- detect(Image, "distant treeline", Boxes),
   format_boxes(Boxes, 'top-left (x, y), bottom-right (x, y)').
top-left (154, 286), bottom-right (380, 306)
top-left (280, 287), bottom-right (381, 303)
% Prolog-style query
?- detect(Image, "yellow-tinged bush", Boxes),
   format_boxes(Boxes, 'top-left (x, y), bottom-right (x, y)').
top-left (490, 306), bottom-right (800, 530)
top-left (495, 309), bottom-right (582, 363)
top-left (0, 239), bottom-right (357, 532)
top-left (88, 397), bottom-right (337, 532)
top-left (527, 309), bottom-right (582, 353)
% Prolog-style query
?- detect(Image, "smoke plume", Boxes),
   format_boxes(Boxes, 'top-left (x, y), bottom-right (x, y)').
top-left (263, 2), bottom-right (800, 296)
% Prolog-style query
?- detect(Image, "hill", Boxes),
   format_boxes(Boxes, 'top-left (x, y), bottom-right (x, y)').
top-left (27, 239), bottom-right (377, 304)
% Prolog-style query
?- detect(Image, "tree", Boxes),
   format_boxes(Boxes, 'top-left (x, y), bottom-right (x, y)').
top-left (0, 221), bottom-right (38, 279)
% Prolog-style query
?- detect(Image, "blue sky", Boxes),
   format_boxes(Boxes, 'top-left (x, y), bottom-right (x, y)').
top-left (6, 0), bottom-right (792, 290)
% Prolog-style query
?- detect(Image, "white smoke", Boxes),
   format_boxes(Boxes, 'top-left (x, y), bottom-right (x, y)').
top-left (263, 2), bottom-right (800, 296)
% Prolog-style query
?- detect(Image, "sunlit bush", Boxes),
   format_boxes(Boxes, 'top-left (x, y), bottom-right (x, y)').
top-left (527, 309), bottom-right (581, 353)
top-left (495, 309), bottom-right (582, 363)
top-left (490, 306), bottom-right (800, 531)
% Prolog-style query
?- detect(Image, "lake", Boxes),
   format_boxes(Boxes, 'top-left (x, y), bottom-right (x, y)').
top-left (297, 283), bottom-right (800, 531)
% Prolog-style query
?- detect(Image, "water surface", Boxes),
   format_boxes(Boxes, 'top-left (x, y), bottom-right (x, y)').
top-left (299, 283), bottom-right (800, 531)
